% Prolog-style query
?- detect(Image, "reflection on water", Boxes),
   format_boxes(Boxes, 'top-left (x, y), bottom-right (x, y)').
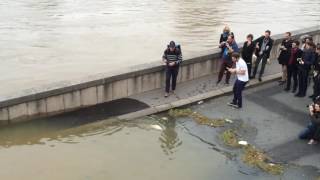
top-left (0, 0), bottom-right (319, 96)
top-left (158, 117), bottom-right (182, 156)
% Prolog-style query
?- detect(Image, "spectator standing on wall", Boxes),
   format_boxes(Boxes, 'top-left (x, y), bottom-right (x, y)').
top-left (278, 32), bottom-right (293, 85)
top-left (219, 25), bottom-right (234, 57)
top-left (162, 41), bottom-right (182, 97)
top-left (252, 30), bottom-right (274, 82)
top-left (227, 52), bottom-right (249, 109)
top-left (295, 42), bottom-right (316, 97)
top-left (284, 40), bottom-right (303, 93)
top-left (217, 34), bottom-right (239, 85)
top-left (241, 34), bottom-right (255, 78)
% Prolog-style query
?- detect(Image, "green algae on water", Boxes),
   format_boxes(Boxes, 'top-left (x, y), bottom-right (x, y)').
top-left (168, 108), bottom-right (193, 117)
top-left (168, 108), bottom-right (225, 127)
top-left (242, 145), bottom-right (284, 175)
top-left (220, 129), bottom-right (240, 147)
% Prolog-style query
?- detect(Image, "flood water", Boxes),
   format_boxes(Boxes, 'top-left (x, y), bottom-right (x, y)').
top-left (1, 81), bottom-right (320, 179)
top-left (0, 0), bottom-right (319, 97)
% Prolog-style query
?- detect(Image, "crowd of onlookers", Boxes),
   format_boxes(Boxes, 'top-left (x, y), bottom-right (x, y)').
top-left (162, 25), bottom-right (320, 144)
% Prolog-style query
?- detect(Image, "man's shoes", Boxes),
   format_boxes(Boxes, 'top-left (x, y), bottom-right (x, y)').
top-left (292, 88), bottom-right (297, 93)
top-left (216, 80), bottom-right (221, 85)
top-left (309, 95), bottom-right (315, 99)
top-left (225, 82), bottom-right (230, 85)
top-left (295, 93), bottom-right (305, 97)
top-left (284, 88), bottom-right (290, 91)
top-left (164, 93), bottom-right (169, 98)
top-left (258, 77), bottom-right (262, 82)
top-left (249, 76), bottom-right (254, 79)
top-left (227, 102), bottom-right (239, 108)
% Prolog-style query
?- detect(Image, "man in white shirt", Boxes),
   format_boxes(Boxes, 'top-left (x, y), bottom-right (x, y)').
top-left (227, 52), bottom-right (249, 108)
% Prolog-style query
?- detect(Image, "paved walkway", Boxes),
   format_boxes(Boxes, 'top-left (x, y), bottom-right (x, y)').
top-left (121, 60), bottom-right (281, 119)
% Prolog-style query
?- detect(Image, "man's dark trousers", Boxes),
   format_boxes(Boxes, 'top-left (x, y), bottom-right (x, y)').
top-left (232, 79), bottom-right (247, 107)
top-left (297, 67), bottom-right (309, 96)
top-left (165, 66), bottom-right (179, 93)
top-left (253, 54), bottom-right (268, 78)
top-left (286, 65), bottom-right (298, 90)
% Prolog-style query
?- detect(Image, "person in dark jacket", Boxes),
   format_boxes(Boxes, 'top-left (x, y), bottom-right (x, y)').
top-left (299, 97), bottom-right (320, 145)
top-left (295, 42), bottom-right (316, 97)
top-left (219, 25), bottom-right (234, 57)
top-left (252, 30), bottom-right (274, 82)
top-left (217, 34), bottom-right (239, 85)
top-left (284, 40), bottom-right (303, 92)
top-left (241, 34), bottom-right (255, 78)
top-left (162, 41), bottom-right (182, 97)
top-left (278, 32), bottom-right (293, 85)
top-left (310, 43), bottom-right (320, 99)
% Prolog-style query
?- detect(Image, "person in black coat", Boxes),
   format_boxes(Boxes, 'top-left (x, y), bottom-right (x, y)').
top-left (295, 42), bottom-right (316, 97)
top-left (310, 43), bottom-right (320, 99)
top-left (278, 32), bottom-right (293, 85)
top-left (252, 30), bottom-right (274, 82)
top-left (284, 40), bottom-right (303, 92)
top-left (241, 34), bottom-right (255, 78)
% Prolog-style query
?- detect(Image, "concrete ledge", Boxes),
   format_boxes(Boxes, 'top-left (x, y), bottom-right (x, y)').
top-left (117, 73), bottom-right (282, 120)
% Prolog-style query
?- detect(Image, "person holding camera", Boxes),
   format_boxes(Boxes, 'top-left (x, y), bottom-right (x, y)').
top-left (219, 25), bottom-right (234, 57)
top-left (252, 30), bottom-right (274, 82)
top-left (217, 34), bottom-right (239, 85)
top-left (162, 41), bottom-right (182, 97)
top-left (299, 97), bottom-right (320, 145)
top-left (226, 52), bottom-right (249, 109)
top-left (278, 32), bottom-right (293, 85)
top-left (295, 42), bottom-right (316, 97)
top-left (284, 40), bottom-right (303, 92)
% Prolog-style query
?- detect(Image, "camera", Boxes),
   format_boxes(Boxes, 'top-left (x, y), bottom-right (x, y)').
top-left (297, 58), bottom-right (303, 63)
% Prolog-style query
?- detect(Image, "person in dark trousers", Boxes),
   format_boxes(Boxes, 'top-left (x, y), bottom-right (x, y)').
top-left (278, 32), bottom-right (293, 85)
top-left (299, 97), bottom-right (320, 145)
top-left (284, 40), bottom-right (303, 93)
top-left (162, 41), bottom-right (182, 97)
top-left (295, 42), bottom-right (316, 97)
top-left (227, 52), bottom-right (249, 109)
top-left (241, 34), bottom-right (255, 78)
top-left (217, 34), bottom-right (239, 85)
top-left (219, 25), bottom-right (234, 57)
top-left (310, 43), bottom-right (320, 99)
top-left (252, 30), bottom-right (274, 82)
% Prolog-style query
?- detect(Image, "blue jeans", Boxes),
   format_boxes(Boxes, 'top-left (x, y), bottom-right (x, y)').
top-left (299, 121), bottom-right (317, 139)
top-left (232, 79), bottom-right (247, 108)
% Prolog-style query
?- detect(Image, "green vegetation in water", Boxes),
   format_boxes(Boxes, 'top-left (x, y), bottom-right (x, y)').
top-left (242, 145), bottom-right (284, 175)
top-left (168, 108), bottom-right (193, 117)
top-left (168, 108), bottom-right (225, 127)
top-left (220, 129), bottom-right (240, 147)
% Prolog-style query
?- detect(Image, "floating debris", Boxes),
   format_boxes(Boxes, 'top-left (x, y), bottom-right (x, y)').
top-left (242, 145), bottom-right (284, 175)
top-left (238, 141), bottom-right (248, 146)
top-left (150, 124), bottom-right (163, 131)
top-left (225, 118), bottom-right (233, 123)
top-left (220, 129), bottom-right (240, 147)
top-left (161, 117), bottom-right (169, 121)
top-left (168, 108), bottom-right (225, 127)
top-left (197, 100), bottom-right (204, 105)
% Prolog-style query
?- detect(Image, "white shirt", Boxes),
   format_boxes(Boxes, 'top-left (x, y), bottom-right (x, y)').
top-left (236, 58), bottom-right (249, 82)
